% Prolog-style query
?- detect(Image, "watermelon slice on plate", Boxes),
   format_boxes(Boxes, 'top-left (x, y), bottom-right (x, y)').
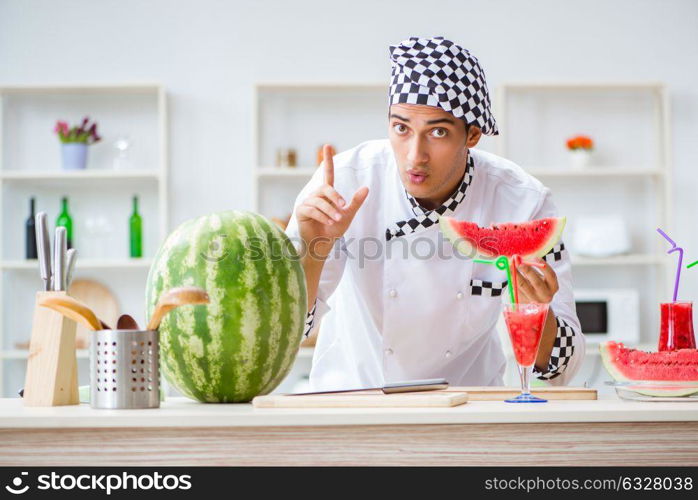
top-left (600, 341), bottom-right (698, 397)
top-left (439, 216), bottom-right (566, 260)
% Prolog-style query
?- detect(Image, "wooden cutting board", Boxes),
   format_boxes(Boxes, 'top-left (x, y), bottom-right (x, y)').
top-left (252, 391), bottom-right (469, 408)
top-left (447, 386), bottom-right (597, 401)
top-left (252, 386), bottom-right (596, 408)
top-left (67, 279), bottom-right (119, 348)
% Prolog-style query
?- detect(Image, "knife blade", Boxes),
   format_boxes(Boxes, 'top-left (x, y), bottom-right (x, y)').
top-left (290, 378), bottom-right (449, 396)
top-left (53, 227), bottom-right (67, 291)
top-left (65, 248), bottom-right (77, 289)
top-left (35, 212), bottom-right (52, 291)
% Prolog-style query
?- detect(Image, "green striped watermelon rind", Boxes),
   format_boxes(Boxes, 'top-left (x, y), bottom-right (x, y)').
top-left (600, 341), bottom-right (698, 397)
top-left (145, 210), bottom-right (307, 403)
top-left (439, 216), bottom-right (566, 260)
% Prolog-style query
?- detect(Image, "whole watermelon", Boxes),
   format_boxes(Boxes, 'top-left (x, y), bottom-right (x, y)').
top-left (145, 210), bottom-right (307, 403)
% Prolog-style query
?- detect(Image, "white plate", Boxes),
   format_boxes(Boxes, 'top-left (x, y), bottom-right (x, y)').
top-left (605, 381), bottom-right (698, 401)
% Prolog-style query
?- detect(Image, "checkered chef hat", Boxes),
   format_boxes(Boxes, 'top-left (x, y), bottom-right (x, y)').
top-left (388, 36), bottom-right (499, 136)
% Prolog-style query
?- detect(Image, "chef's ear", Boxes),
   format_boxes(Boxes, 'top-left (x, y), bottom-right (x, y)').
top-left (465, 125), bottom-right (482, 149)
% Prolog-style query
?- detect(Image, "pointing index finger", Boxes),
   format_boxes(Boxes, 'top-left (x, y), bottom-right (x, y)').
top-left (323, 144), bottom-right (334, 187)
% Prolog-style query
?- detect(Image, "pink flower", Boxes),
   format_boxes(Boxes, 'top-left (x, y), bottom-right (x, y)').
top-left (54, 121), bottom-right (69, 135)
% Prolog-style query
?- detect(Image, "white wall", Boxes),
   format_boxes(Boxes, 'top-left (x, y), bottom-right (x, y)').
top-left (2, 0), bottom-right (697, 301)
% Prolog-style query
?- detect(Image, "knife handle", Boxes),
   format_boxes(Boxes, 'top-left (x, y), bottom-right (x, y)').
top-left (382, 378), bottom-right (449, 394)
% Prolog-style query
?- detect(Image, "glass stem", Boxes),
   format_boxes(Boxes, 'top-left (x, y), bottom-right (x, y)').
top-left (519, 364), bottom-right (533, 396)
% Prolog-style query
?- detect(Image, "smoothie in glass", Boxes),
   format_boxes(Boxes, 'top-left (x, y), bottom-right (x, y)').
top-left (658, 301), bottom-right (696, 351)
top-left (503, 302), bottom-right (550, 367)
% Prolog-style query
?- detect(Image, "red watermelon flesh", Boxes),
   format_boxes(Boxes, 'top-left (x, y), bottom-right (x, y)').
top-left (439, 216), bottom-right (566, 260)
top-left (600, 341), bottom-right (698, 397)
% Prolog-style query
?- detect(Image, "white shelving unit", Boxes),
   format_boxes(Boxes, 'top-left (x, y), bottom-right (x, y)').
top-left (0, 258), bottom-right (153, 270)
top-left (252, 82), bottom-right (387, 219)
top-left (0, 83), bottom-right (169, 396)
top-left (255, 167), bottom-right (319, 178)
top-left (252, 82), bottom-right (390, 391)
top-left (0, 170), bottom-right (161, 180)
top-left (495, 82), bottom-right (672, 356)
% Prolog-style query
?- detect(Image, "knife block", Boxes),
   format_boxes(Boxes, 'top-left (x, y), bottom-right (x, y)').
top-left (23, 291), bottom-right (79, 406)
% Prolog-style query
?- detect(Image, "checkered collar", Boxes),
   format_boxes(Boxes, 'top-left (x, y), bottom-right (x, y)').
top-left (385, 154), bottom-right (474, 241)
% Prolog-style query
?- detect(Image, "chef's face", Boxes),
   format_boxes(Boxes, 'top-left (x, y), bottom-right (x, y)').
top-left (388, 103), bottom-right (481, 209)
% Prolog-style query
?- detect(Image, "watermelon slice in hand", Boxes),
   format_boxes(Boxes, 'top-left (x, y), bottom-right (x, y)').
top-left (439, 216), bottom-right (566, 260)
top-left (600, 341), bottom-right (698, 397)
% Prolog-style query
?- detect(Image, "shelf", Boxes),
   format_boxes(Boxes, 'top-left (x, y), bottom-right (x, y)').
top-left (256, 81), bottom-right (385, 90)
top-left (297, 347), bottom-right (314, 359)
top-left (0, 170), bottom-right (162, 181)
top-left (526, 168), bottom-right (665, 178)
top-left (257, 166), bottom-right (665, 179)
top-left (585, 343), bottom-right (656, 352)
top-left (570, 254), bottom-right (666, 266)
top-left (256, 167), bottom-right (318, 178)
top-left (4, 347), bottom-right (306, 361)
top-left (1, 349), bottom-right (89, 359)
top-left (0, 83), bottom-right (162, 95)
top-left (1, 258), bottom-right (152, 270)
top-left (501, 82), bottom-right (664, 91)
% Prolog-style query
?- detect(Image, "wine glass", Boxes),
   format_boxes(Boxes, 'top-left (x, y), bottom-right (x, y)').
top-left (502, 301), bottom-right (550, 403)
top-left (113, 136), bottom-right (133, 170)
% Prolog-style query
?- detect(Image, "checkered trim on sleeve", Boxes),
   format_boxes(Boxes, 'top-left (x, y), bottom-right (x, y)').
top-left (534, 316), bottom-right (576, 380)
top-left (542, 242), bottom-right (566, 263)
top-left (470, 279), bottom-right (508, 297)
top-left (385, 155), bottom-right (474, 241)
top-left (303, 301), bottom-right (317, 338)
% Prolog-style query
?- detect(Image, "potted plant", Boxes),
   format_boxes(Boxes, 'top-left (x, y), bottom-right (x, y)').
top-left (54, 116), bottom-right (101, 170)
top-left (566, 135), bottom-right (594, 169)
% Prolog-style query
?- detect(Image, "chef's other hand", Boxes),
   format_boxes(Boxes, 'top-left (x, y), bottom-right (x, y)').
top-left (516, 257), bottom-right (559, 304)
top-left (296, 144), bottom-right (369, 260)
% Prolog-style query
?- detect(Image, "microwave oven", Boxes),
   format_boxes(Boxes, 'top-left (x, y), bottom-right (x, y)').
top-left (574, 288), bottom-right (640, 344)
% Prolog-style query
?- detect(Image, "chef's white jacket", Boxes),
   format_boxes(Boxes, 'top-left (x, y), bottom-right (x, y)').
top-left (285, 139), bottom-right (586, 391)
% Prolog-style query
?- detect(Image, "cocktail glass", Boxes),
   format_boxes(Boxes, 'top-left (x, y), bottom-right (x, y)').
top-left (503, 302), bottom-right (550, 403)
top-left (658, 301), bottom-right (696, 351)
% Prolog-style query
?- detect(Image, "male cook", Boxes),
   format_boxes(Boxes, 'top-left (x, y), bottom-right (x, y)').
top-left (285, 36), bottom-right (585, 391)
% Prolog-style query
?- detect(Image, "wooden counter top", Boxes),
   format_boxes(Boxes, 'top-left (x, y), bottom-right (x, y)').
top-left (0, 395), bottom-right (697, 429)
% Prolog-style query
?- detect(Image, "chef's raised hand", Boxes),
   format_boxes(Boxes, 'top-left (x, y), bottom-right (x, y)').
top-left (515, 257), bottom-right (559, 304)
top-left (296, 144), bottom-right (369, 260)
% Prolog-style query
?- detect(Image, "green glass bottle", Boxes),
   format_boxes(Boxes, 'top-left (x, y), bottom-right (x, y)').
top-left (55, 196), bottom-right (73, 249)
top-left (129, 195), bottom-right (142, 258)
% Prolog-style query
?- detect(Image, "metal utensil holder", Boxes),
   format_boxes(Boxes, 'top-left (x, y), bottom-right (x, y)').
top-left (90, 329), bottom-right (160, 409)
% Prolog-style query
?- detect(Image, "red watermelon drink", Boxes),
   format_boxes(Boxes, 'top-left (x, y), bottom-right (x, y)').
top-left (505, 303), bottom-right (549, 366)
top-left (658, 301), bottom-right (696, 351)
top-left (503, 302), bottom-right (549, 403)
